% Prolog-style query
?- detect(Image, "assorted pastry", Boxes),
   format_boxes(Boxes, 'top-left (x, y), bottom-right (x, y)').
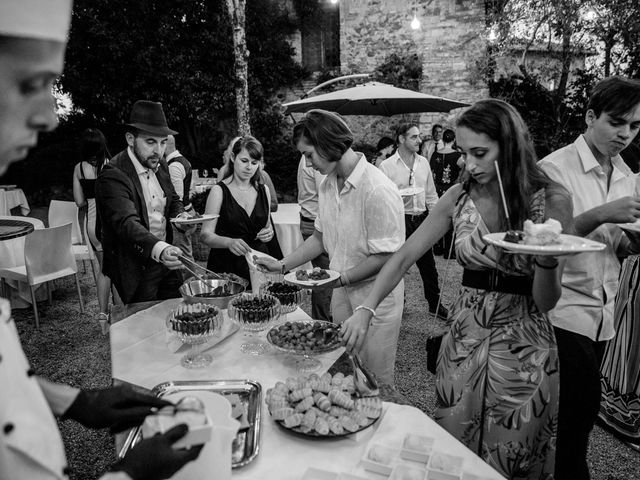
top-left (295, 267), bottom-right (331, 281)
top-left (267, 321), bottom-right (341, 352)
top-left (503, 218), bottom-right (562, 246)
top-left (265, 372), bottom-right (382, 436)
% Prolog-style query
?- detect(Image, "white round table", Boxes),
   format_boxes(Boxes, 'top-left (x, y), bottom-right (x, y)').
top-left (0, 188), bottom-right (30, 215)
top-left (0, 215), bottom-right (47, 308)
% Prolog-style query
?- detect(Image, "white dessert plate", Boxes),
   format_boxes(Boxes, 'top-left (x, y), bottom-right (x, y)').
top-left (483, 233), bottom-right (606, 256)
top-left (170, 214), bottom-right (219, 225)
top-left (284, 269), bottom-right (341, 287)
top-left (398, 187), bottom-right (424, 197)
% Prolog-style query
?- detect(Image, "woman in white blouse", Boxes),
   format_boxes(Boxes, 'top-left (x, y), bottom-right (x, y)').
top-left (257, 110), bottom-right (405, 384)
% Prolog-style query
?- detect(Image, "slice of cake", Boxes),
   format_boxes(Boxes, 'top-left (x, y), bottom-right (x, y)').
top-left (523, 218), bottom-right (562, 245)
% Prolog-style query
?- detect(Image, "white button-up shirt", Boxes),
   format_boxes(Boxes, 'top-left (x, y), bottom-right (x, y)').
top-left (297, 155), bottom-right (325, 220)
top-left (314, 154), bottom-right (405, 277)
top-left (539, 135), bottom-right (639, 341)
top-left (379, 151), bottom-right (439, 215)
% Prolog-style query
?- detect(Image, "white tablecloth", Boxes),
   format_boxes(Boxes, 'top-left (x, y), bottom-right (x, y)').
top-left (110, 301), bottom-right (504, 480)
top-left (0, 188), bottom-right (29, 215)
top-left (0, 215), bottom-right (47, 308)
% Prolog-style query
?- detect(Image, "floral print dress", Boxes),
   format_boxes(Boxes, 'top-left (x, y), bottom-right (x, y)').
top-left (435, 189), bottom-right (559, 480)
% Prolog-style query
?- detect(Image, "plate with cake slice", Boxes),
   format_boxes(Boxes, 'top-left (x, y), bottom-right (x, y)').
top-left (483, 219), bottom-right (606, 256)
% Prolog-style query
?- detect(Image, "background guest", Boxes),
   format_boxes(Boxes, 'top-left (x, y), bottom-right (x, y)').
top-left (420, 123), bottom-right (444, 161)
top-left (297, 154), bottom-right (331, 321)
top-left (380, 124), bottom-right (447, 319)
top-left (430, 128), bottom-right (462, 258)
top-left (374, 136), bottom-right (395, 167)
top-left (72, 128), bottom-right (115, 327)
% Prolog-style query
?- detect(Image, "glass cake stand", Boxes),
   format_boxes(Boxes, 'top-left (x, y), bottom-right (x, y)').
top-left (228, 293), bottom-right (281, 355)
top-left (266, 319), bottom-right (342, 372)
top-left (168, 303), bottom-right (222, 368)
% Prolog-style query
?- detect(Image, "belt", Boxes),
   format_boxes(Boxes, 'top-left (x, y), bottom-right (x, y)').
top-left (300, 214), bottom-right (315, 224)
top-left (462, 269), bottom-right (532, 295)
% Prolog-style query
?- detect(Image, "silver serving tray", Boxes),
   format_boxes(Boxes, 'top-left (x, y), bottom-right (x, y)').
top-left (118, 379), bottom-right (262, 468)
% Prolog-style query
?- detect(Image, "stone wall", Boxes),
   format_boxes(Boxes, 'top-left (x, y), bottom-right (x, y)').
top-left (338, 0), bottom-right (489, 146)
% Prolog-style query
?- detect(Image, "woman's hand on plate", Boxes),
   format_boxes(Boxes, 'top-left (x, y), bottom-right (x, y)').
top-left (340, 309), bottom-right (372, 353)
top-left (254, 256), bottom-right (281, 273)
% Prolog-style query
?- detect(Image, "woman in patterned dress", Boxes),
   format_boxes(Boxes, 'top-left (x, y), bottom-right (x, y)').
top-left (343, 99), bottom-right (573, 479)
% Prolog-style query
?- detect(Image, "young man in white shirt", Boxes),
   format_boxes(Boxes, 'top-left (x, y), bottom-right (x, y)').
top-left (539, 76), bottom-right (640, 480)
top-left (379, 124), bottom-right (447, 319)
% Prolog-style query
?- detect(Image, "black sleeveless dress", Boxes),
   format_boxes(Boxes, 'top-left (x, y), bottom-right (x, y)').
top-left (206, 182), bottom-right (271, 283)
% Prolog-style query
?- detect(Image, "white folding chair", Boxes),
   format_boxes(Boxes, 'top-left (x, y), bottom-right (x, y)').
top-left (0, 223), bottom-right (84, 328)
top-left (48, 199), bottom-right (94, 276)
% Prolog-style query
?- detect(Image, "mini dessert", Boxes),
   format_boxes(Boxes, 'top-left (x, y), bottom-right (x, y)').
top-left (403, 434), bottom-right (434, 452)
top-left (428, 452), bottom-right (463, 476)
top-left (267, 321), bottom-right (341, 352)
top-left (523, 218), bottom-right (562, 245)
top-left (169, 306), bottom-right (219, 335)
top-left (296, 267), bottom-right (330, 281)
top-left (263, 282), bottom-right (303, 308)
top-left (368, 445), bottom-right (395, 465)
top-left (503, 230), bottom-right (524, 244)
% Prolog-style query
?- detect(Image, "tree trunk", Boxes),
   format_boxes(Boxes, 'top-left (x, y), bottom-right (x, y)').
top-left (225, 0), bottom-right (251, 136)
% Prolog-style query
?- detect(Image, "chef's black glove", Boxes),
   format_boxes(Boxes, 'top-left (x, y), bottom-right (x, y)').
top-left (111, 424), bottom-right (203, 480)
top-left (63, 385), bottom-right (170, 433)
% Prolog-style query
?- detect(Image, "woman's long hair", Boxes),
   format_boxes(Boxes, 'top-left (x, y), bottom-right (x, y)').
top-left (457, 99), bottom-right (557, 230)
top-left (80, 128), bottom-right (110, 173)
top-left (222, 135), bottom-right (263, 189)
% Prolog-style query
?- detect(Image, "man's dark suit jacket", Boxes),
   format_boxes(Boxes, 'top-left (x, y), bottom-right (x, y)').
top-left (95, 149), bottom-right (184, 303)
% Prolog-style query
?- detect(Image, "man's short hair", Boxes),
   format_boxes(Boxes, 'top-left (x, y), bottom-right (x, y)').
top-left (395, 124), bottom-right (418, 144)
top-left (588, 76), bottom-right (640, 118)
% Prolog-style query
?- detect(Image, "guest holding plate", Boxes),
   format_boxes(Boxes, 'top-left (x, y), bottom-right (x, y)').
top-left (341, 99), bottom-right (573, 479)
top-left (256, 109), bottom-right (405, 385)
top-left (200, 135), bottom-right (274, 285)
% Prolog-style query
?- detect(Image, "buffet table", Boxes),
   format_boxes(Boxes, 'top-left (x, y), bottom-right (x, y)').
top-left (0, 187), bottom-right (29, 215)
top-left (110, 300), bottom-right (505, 480)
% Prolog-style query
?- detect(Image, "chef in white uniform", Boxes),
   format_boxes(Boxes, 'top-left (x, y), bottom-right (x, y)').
top-left (0, 1), bottom-right (201, 479)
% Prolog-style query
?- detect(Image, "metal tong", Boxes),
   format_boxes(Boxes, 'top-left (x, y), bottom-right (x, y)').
top-left (348, 351), bottom-right (380, 398)
top-left (177, 255), bottom-right (222, 281)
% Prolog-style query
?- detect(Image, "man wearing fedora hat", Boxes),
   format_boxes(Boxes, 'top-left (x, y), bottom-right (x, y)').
top-left (96, 100), bottom-right (193, 304)
top-left (0, 1), bottom-right (202, 479)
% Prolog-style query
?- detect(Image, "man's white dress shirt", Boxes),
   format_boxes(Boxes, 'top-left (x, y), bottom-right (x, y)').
top-left (297, 155), bottom-right (325, 221)
top-left (379, 152), bottom-right (439, 215)
top-left (128, 148), bottom-right (171, 262)
top-left (539, 135), bottom-right (639, 341)
top-left (166, 150), bottom-right (191, 202)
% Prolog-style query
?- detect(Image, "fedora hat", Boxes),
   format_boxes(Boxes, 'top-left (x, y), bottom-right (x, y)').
top-left (126, 100), bottom-right (177, 136)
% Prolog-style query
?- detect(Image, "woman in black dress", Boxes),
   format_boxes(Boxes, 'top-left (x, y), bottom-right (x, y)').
top-left (201, 136), bottom-right (274, 284)
top-left (430, 129), bottom-right (462, 257)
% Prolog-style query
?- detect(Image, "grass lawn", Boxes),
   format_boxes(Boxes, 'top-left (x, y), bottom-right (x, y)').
top-left (9, 255), bottom-right (640, 479)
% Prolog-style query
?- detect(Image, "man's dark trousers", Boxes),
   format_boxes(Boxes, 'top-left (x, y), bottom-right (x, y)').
top-left (405, 211), bottom-right (440, 309)
top-left (554, 327), bottom-right (607, 480)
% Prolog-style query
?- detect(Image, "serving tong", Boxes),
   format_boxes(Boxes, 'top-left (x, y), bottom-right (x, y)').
top-left (178, 255), bottom-right (223, 283)
top-left (348, 351), bottom-right (380, 398)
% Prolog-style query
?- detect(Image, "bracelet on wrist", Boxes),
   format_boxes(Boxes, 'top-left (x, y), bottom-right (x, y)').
top-left (534, 259), bottom-right (559, 270)
top-left (354, 305), bottom-right (376, 316)
top-left (342, 271), bottom-right (351, 286)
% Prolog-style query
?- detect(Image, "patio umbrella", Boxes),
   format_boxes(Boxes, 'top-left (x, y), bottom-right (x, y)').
top-left (283, 82), bottom-right (469, 116)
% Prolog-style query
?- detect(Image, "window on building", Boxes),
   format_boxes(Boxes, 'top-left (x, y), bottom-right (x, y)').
top-left (300, 2), bottom-right (340, 71)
